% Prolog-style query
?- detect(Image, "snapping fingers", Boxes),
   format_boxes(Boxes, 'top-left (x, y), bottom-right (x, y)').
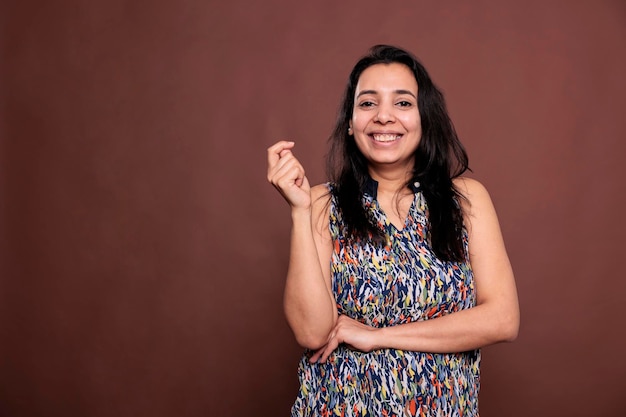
top-left (267, 141), bottom-right (297, 182)
top-left (267, 141), bottom-right (311, 208)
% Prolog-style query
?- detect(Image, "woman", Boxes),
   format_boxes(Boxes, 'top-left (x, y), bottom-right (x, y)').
top-left (267, 45), bottom-right (519, 417)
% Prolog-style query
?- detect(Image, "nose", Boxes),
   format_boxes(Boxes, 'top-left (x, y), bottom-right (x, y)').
top-left (374, 102), bottom-right (395, 124)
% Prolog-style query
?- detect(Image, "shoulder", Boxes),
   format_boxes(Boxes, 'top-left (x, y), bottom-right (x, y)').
top-left (453, 176), bottom-right (490, 202)
top-left (452, 177), bottom-right (498, 233)
top-left (453, 177), bottom-right (493, 212)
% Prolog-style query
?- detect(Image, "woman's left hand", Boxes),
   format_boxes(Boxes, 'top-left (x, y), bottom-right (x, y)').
top-left (309, 315), bottom-right (380, 363)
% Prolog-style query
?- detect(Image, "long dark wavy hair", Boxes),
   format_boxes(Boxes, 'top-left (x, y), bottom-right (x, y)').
top-left (326, 45), bottom-right (469, 262)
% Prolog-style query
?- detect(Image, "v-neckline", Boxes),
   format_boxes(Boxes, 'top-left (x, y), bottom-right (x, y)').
top-left (363, 176), bottom-right (421, 233)
top-left (374, 193), bottom-right (416, 233)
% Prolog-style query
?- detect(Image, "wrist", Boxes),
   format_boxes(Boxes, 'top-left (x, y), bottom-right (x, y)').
top-left (290, 206), bottom-right (312, 221)
top-left (372, 326), bottom-right (387, 351)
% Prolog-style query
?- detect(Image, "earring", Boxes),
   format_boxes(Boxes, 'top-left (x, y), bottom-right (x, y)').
top-left (348, 128), bottom-right (353, 135)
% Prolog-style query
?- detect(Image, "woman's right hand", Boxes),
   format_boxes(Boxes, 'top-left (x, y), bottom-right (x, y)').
top-left (267, 141), bottom-right (311, 209)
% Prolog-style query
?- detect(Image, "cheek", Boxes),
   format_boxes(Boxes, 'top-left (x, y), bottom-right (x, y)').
top-left (351, 113), bottom-right (366, 130)
top-left (400, 113), bottom-right (421, 131)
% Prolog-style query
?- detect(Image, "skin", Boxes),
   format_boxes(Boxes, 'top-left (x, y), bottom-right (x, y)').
top-left (267, 63), bottom-right (519, 363)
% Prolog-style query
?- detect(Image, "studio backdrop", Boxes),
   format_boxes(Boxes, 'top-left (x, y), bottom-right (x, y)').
top-left (1, 1), bottom-right (625, 416)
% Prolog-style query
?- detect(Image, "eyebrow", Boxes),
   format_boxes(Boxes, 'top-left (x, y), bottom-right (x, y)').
top-left (356, 89), bottom-right (417, 99)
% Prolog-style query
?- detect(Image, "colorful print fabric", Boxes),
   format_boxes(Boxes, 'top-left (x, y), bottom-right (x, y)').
top-left (291, 183), bottom-right (480, 417)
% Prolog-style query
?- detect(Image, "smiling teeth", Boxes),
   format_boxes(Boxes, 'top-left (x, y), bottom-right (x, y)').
top-left (373, 134), bottom-right (400, 142)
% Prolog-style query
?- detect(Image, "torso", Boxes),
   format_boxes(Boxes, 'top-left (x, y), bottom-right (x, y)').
top-left (291, 184), bottom-right (481, 417)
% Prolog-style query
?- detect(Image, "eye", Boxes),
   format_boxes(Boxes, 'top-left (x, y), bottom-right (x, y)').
top-left (397, 100), bottom-right (413, 107)
top-left (358, 101), bottom-right (375, 108)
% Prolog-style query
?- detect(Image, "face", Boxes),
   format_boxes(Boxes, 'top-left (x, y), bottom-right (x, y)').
top-left (349, 63), bottom-right (422, 172)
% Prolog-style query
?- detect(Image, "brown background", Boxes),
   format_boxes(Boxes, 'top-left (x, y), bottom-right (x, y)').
top-left (2, 1), bottom-right (626, 416)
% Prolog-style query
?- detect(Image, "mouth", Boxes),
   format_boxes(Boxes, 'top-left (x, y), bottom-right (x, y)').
top-left (371, 133), bottom-right (402, 143)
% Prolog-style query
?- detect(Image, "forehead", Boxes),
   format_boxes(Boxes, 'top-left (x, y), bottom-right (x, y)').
top-left (355, 63), bottom-right (418, 94)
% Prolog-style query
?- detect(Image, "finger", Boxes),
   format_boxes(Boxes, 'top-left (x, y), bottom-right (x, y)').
top-left (267, 149), bottom-right (300, 184)
top-left (308, 345), bottom-right (325, 363)
top-left (279, 149), bottom-right (293, 159)
top-left (294, 174), bottom-right (303, 188)
top-left (309, 326), bottom-right (338, 363)
top-left (269, 159), bottom-right (305, 189)
top-left (319, 337), bottom-right (340, 363)
top-left (267, 141), bottom-right (295, 170)
top-left (270, 150), bottom-right (309, 191)
top-left (317, 328), bottom-right (341, 363)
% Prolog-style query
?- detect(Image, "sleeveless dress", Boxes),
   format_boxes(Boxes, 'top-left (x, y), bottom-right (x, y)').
top-left (291, 181), bottom-right (480, 417)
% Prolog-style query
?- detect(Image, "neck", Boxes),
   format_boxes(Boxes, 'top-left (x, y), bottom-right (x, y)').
top-left (368, 164), bottom-right (414, 195)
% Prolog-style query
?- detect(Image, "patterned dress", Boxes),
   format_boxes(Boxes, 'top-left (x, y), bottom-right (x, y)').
top-left (291, 181), bottom-right (480, 417)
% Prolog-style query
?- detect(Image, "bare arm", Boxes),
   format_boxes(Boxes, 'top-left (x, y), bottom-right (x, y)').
top-left (311, 177), bottom-right (519, 362)
top-left (267, 141), bottom-right (337, 349)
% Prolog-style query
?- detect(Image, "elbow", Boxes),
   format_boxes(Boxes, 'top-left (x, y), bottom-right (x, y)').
top-left (287, 315), bottom-right (333, 350)
top-left (294, 332), bottom-right (328, 350)
top-left (501, 321), bottom-right (519, 343)
top-left (498, 311), bottom-right (520, 343)
top-left (285, 305), bottom-right (337, 350)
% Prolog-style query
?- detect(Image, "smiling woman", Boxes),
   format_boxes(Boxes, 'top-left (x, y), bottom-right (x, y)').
top-left (349, 63), bottom-right (422, 172)
top-left (267, 45), bottom-right (519, 417)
